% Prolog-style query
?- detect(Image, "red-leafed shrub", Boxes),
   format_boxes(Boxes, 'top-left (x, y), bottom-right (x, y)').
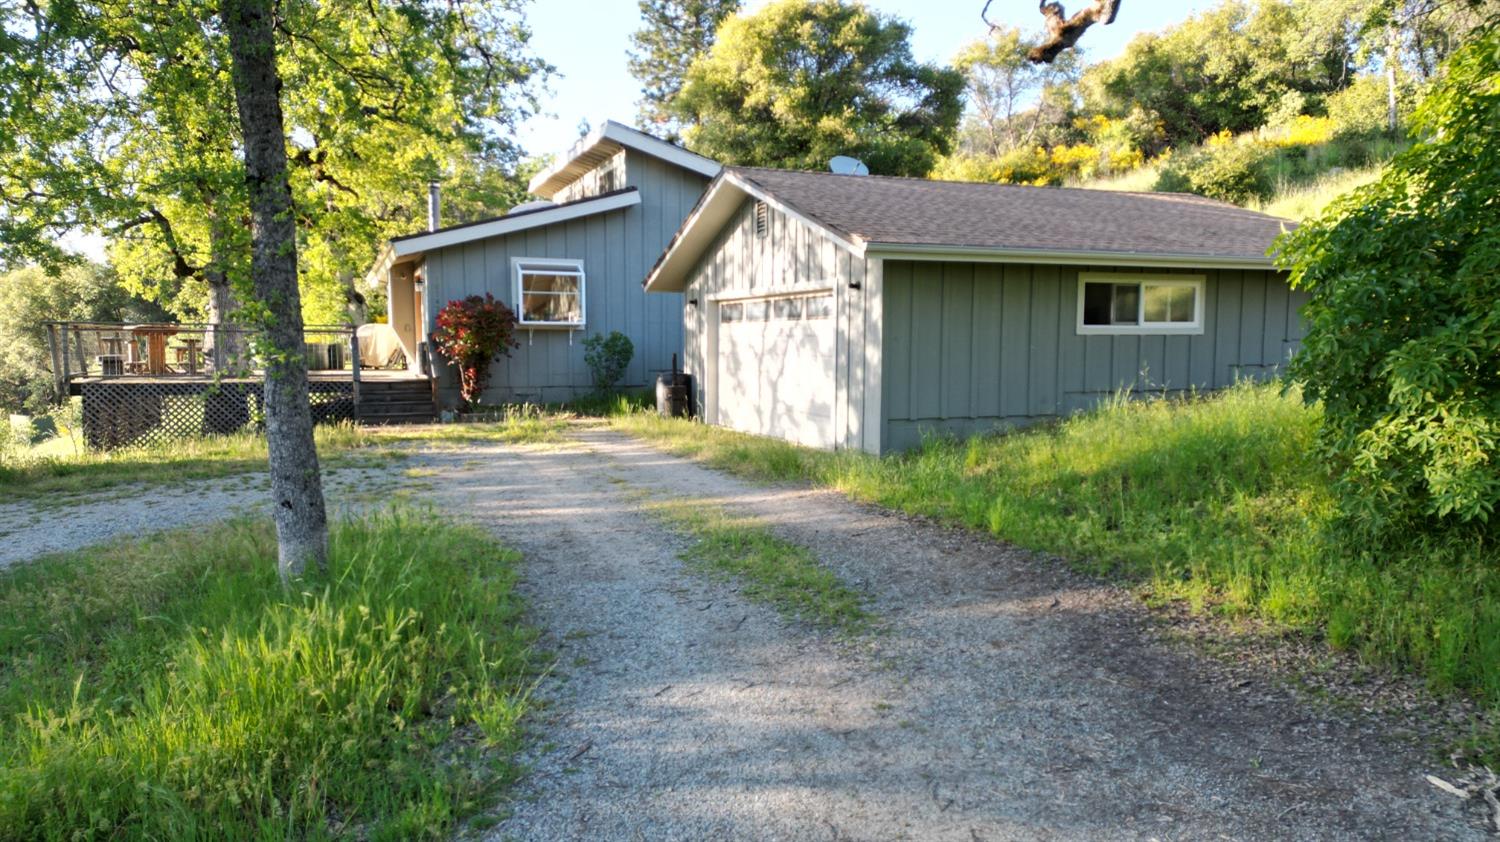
top-left (431, 294), bottom-right (519, 409)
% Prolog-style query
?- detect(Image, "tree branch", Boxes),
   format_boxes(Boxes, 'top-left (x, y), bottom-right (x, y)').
top-left (984, 0), bottom-right (1121, 64)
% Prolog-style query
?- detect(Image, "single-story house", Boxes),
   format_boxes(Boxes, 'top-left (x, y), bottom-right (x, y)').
top-left (363, 120), bottom-right (719, 406)
top-left (643, 167), bottom-right (1305, 453)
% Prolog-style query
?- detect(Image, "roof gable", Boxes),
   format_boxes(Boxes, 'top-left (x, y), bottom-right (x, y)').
top-left (527, 120), bottom-right (720, 199)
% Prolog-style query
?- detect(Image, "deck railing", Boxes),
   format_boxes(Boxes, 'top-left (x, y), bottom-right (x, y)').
top-left (41, 321), bottom-right (368, 449)
top-left (43, 321), bottom-right (357, 399)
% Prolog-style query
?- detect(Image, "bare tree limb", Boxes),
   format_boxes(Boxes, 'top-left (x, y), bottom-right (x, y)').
top-left (984, 0), bottom-right (1121, 64)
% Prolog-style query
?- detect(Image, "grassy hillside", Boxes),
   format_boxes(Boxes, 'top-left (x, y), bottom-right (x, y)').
top-left (1075, 125), bottom-right (1407, 221)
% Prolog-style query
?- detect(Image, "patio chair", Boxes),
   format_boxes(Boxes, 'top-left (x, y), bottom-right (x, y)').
top-left (125, 339), bottom-right (148, 374)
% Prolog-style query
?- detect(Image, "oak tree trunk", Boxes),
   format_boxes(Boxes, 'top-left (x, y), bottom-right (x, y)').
top-left (204, 221), bottom-right (246, 373)
top-left (220, 0), bottom-right (329, 583)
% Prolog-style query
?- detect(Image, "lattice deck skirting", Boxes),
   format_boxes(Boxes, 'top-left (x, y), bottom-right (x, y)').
top-left (80, 379), bottom-right (354, 450)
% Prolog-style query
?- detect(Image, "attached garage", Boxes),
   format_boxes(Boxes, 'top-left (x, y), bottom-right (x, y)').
top-left (645, 166), bottom-right (1306, 454)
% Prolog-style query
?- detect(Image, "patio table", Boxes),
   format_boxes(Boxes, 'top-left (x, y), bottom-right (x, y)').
top-left (127, 324), bottom-right (180, 375)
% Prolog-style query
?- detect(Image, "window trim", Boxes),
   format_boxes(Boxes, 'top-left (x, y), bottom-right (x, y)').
top-left (1076, 272), bottom-right (1205, 335)
top-left (512, 257), bottom-right (586, 328)
top-left (716, 289), bottom-right (834, 323)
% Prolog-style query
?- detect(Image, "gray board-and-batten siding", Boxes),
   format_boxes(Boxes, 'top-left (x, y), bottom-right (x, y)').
top-left (422, 151), bottom-right (710, 406)
top-left (879, 260), bottom-right (1309, 451)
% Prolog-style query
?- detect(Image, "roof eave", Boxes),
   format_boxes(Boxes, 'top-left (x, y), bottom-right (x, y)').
top-left (528, 120), bottom-right (721, 199)
top-left (863, 242), bottom-right (1280, 271)
top-left (390, 189), bottom-right (641, 258)
top-left (362, 242), bottom-right (396, 291)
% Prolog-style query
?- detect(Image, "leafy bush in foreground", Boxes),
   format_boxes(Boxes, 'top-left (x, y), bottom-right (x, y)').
top-left (1278, 27), bottom-right (1500, 539)
top-left (0, 509), bottom-right (534, 839)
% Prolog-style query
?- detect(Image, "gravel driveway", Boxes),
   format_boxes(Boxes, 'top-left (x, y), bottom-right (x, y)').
top-left (410, 426), bottom-right (1487, 841)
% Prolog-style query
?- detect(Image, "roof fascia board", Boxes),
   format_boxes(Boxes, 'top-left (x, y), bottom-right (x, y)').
top-left (528, 120), bottom-right (720, 196)
top-left (362, 242), bottom-right (395, 291)
top-left (391, 190), bottom-right (641, 257)
top-left (601, 122), bottom-right (720, 179)
top-left (865, 242), bottom-right (1278, 271)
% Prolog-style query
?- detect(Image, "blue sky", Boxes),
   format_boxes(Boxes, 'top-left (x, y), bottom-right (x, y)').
top-left (517, 0), bottom-right (1223, 157)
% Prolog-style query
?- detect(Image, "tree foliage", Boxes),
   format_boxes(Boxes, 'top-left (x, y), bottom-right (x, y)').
top-left (628, 0), bottom-right (742, 137)
top-left (0, 1), bottom-right (549, 325)
top-left (1277, 25), bottom-right (1500, 538)
top-left (952, 26), bottom-right (1080, 157)
top-left (1080, 1), bottom-right (1359, 148)
top-left (0, 264), bottom-right (163, 414)
top-left (672, 0), bottom-right (963, 176)
top-left (432, 294), bottom-right (520, 409)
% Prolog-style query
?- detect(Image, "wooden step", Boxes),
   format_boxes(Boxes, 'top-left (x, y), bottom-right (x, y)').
top-left (354, 378), bottom-right (434, 425)
top-left (359, 400), bottom-right (435, 414)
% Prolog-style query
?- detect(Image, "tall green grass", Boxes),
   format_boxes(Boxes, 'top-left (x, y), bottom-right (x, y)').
top-left (1250, 164), bottom-right (1386, 221)
top-left (615, 384), bottom-right (1500, 717)
top-left (0, 509), bottom-right (535, 839)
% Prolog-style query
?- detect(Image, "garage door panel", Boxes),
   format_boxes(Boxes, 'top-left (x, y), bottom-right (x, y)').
top-left (717, 292), bottom-right (835, 449)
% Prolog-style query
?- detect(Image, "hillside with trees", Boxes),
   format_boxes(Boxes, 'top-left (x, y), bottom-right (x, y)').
top-left (628, 0), bottom-right (1497, 221)
top-left (939, 0), bottom-right (1498, 219)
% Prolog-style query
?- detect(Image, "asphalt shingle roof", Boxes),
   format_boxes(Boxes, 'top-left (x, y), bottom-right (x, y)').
top-left (729, 166), bottom-right (1292, 262)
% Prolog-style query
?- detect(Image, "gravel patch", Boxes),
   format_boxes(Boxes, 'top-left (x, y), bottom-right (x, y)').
top-left (0, 464), bottom-right (405, 569)
top-left (416, 426), bottom-right (1488, 841)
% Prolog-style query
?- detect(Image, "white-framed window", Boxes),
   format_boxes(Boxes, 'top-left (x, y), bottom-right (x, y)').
top-left (1077, 273), bottom-right (1204, 335)
top-left (512, 258), bottom-right (585, 327)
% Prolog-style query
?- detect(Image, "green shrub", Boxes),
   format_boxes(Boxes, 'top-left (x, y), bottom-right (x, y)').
top-left (1325, 73), bottom-right (1420, 138)
top-left (1154, 140), bottom-right (1275, 203)
top-left (1277, 27), bottom-right (1500, 541)
top-left (582, 330), bottom-right (634, 393)
top-left (0, 509), bottom-right (535, 839)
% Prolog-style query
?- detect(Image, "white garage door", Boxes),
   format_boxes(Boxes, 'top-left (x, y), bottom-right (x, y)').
top-left (717, 292), bottom-right (835, 448)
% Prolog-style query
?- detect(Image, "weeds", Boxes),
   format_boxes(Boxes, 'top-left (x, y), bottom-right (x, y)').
top-left (646, 497), bottom-right (869, 634)
top-left (0, 508), bottom-right (536, 839)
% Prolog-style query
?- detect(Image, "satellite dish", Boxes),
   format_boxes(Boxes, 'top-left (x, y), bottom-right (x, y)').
top-left (829, 155), bottom-right (869, 176)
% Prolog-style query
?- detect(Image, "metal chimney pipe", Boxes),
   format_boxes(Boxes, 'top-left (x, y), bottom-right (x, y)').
top-left (427, 181), bottom-right (441, 232)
